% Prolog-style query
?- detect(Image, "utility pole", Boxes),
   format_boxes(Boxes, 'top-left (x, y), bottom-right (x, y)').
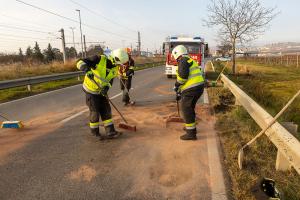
top-left (83, 34), bottom-right (87, 58)
top-left (137, 31), bottom-right (141, 56)
top-left (69, 27), bottom-right (76, 49)
top-left (59, 28), bottom-right (66, 63)
top-left (76, 9), bottom-right (84, 58)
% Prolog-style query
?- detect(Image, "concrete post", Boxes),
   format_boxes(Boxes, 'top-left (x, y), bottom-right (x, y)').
top-left (27, 84), bottom-right (31, 91)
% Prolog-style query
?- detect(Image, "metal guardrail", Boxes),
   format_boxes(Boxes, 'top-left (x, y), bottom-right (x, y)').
top-left (0, 71), bottom-right (84, 90)
top-left (0, 61), bottom-right (164, 91)
top-left (221, 73), bottom-right (300, 175)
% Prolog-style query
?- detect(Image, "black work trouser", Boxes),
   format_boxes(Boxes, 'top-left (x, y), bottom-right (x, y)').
top-left (120, 76), bottom-right (132, 103)
top-left (180, 85), bottom-right (204, 133)
top-left (85, 92), bottom-right (112, 132)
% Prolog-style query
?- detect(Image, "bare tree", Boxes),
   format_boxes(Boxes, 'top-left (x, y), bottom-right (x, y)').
top-left (206, 0), bottom-right (277, 74)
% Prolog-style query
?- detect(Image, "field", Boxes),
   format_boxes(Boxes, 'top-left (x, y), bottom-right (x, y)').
top-left (206, 60), bottom-right (300, 200)
top-left (0, 56), bottom-right (165, 81)
top-left (0, 56), bottom-right (165, 102)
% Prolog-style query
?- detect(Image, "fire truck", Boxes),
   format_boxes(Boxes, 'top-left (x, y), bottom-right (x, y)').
top-left (163, 36), bottom-right (208, 78)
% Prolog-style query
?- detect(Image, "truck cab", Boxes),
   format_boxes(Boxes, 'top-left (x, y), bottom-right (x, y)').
top-left (163, 36), bottom-right (207, 78)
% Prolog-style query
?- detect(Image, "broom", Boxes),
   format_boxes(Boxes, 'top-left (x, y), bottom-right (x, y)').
top-left (166, 94), bottom-right (184, 126)
top-left (0, 113), bottom-right (23, 129)
top-left (89, 77), bottom-right (137, 132)
top-left (106, 96), bottom-right (137, 132)
top-left (238, 89), bottom-right (300, 169)
top-left (119, 77), bottom-right (135, 105)
top-left (209, 61), bottom-right (228, 87)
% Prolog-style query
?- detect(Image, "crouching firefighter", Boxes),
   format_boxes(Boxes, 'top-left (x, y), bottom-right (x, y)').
top-left (76, 48), bottom-right (129, 140)
top-left (119, 48), bottom-right (135, 106)
top-left (172, 45), bottom-right (205, 140)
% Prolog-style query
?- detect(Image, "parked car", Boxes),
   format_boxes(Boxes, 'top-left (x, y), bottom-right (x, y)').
top-left (215, 56), bottom-right (231, 61)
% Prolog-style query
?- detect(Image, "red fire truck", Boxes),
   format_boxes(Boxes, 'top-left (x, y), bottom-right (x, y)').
top-left (163, 36), bottom-right (207, 78)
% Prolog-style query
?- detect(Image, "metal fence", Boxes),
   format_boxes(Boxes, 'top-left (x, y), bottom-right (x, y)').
top-left (243, 54), bottom-right (300, 67)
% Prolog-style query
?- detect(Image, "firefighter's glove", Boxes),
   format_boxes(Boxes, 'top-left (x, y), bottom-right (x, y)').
top-left (101, 86), bottom-right (109, 96)
top-left (86, 72), bottom-right (94, 79)
top-left (173, 86), bottom-right (180, 93)
top-left (176, 92), bottom-right (181, 101)
top-left (126, 69), bottom-right (134, 77)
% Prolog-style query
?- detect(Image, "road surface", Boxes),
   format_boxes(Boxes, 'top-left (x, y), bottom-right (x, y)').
top-left (0, 66), bottom-right (227, 200)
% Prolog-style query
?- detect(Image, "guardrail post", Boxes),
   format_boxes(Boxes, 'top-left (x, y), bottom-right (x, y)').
top-left (275, 122), bottom-right (297, 171)
top-left (27, 84), bottom-right (31, 92)
top-left (77, 75), bottom-right (81, 81)
top-left (276, 151), bottom-right (292, 171)
top-left (235, 99), bottom-right (242, 106)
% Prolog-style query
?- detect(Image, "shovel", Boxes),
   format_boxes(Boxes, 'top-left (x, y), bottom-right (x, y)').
top-left (238, 89), bottom-right (300, 169)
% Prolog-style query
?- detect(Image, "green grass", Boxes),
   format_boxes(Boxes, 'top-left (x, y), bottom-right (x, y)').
top-left (0, 62), bottom-right (164, 103)
top-left (206, 61), bottom-right (300, 200)
top-left (0, 77), bottom-right (82, 103)
top-left (208, 87), bottom-right (300, 200)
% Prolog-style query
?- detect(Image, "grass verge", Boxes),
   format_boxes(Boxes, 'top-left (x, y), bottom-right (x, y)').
top-left (0, 77), bottom-right (82, 103)
top-left (0, 62), bottom-right (164, 103)
top-left (206, 61), bottom-right (300, 200)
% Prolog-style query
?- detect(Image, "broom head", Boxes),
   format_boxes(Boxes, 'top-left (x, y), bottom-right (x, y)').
top-left (118, 123), bottom-right (137, 132)
top-left (1, 121), bottom-right (23, 129)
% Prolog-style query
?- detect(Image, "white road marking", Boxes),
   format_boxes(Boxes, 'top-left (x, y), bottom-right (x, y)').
top-left (0, 66), bottom-right (160, 107)
top-left (207, 130), bottom-right (228, 200)
top-left (60, 92), bottom-right (123, 124)
top-left (0, 84), bottom-right (81, 106)
top-left (203, 89), bottom-right (209, 104)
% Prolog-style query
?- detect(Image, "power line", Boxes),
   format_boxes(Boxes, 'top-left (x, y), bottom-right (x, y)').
top-left (0, 32), bottom-right (56, 41)
top-left (16, 0), bottom-right (136, 41)
top-left (0, 13), bottom-right (59, 31)
top-left (0, 24), bottom-right (55, 35)
top-left (69, 0), bottom-right (137, 33)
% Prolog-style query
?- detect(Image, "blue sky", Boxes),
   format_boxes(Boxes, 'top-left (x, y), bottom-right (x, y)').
top-left (0, 0), bottom-right (300, 53)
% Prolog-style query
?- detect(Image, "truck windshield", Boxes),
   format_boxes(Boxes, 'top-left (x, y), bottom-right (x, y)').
top-left (169, 42), bottom-right (201, 54)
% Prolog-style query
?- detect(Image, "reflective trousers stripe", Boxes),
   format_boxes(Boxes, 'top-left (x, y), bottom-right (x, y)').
top-left (90, 122), bottom-right (100, 129)
top-left (185, 122), bottom-right (196, 130)
top-left (103, 119), bottom-right (113, 127)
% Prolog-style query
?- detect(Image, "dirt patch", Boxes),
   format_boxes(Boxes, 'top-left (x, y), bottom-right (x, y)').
top-left (68, 165), bottom-right (96, 182)
top-left (154, 84), bottom-right (174, 95)
top-left (108, 102), bottom-right (212, 199)
top-left (0, 106), bottom-right (86, 164)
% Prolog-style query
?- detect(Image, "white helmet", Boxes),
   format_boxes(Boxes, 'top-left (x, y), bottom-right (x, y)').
top-left (111, 48), bottom-right (129, 65)
top-left (172, 45), bottom-right (188, 60)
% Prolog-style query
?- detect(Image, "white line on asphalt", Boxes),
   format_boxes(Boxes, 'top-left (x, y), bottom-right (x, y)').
top-left (0, 84), bottom-right (81, 106)
top-left (203, 89), bottom-right (209, 104)
top-left (207, 125), bottom-right (228, 200)
top-left (60, 92), bottom-right (123, 124)
top-left (0, 66), bottom-right (161, 107)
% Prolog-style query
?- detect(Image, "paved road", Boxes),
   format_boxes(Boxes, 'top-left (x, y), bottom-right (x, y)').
top-left (0, 66), bottom-right (227, 200)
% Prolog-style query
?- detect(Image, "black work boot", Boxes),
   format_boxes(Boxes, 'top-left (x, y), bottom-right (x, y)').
top-left (180, 129), bottom-right (197, 140)
top-left (105, 125), bottom-right (122, 139)
top-left (91, 128), bottom-right (104, 140)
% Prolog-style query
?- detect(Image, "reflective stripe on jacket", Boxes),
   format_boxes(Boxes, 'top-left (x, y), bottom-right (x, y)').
top-left (176, 57), bottom-right (204, 92)
top-left (81, 55), bottom-right (118, 94)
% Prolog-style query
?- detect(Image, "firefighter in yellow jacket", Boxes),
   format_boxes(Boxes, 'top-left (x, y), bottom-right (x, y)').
top-left (118, 48), bottom-right (135, 106)
top-left (76, 48), bottom-right (129, 140)
top-left (172, 45), bottom-right (205, 140)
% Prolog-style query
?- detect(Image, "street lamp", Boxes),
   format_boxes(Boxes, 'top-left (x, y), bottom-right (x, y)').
top-left (76, 9), bottom-right (84, 58)
top-left (69, 27), bottom-right (76, 49)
